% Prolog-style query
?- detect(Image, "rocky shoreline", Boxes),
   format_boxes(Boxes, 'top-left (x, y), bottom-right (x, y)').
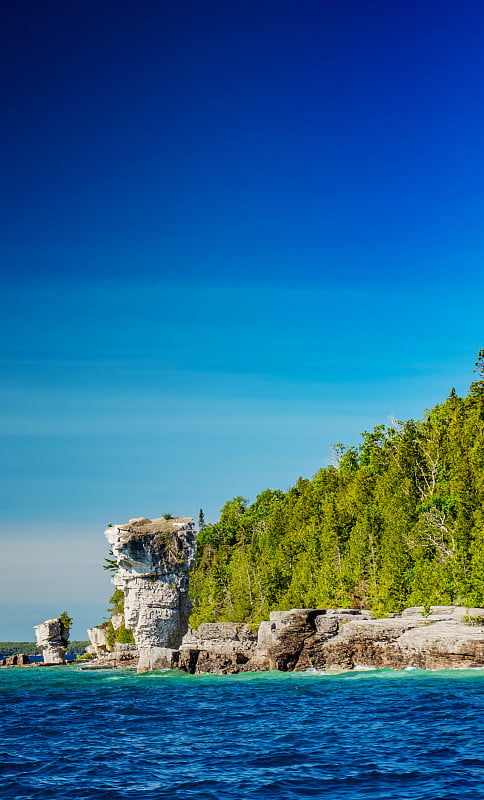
top-left (80, 516), bottom-right (484, 675)
top-left (85, 605), bottom-right (484, 674)
top-left (6, 515), bottom-right (484, 674)
top-left (4, 605), bottom-right (484, 672)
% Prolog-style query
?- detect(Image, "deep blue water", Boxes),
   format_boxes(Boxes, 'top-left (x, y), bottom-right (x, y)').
top-left (1, 666), bottom-right (484, 800)
top-left (21, 655), bottom-right (80, 663)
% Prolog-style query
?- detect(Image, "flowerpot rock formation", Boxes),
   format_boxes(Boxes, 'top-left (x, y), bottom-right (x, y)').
top-left (34, 617), bottom-right (69, 664)
top-left (105, 516), bottom-right (196, 672)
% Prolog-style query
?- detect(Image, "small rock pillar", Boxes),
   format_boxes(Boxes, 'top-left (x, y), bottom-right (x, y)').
top-left (34, 617), bottom-right (69, 664)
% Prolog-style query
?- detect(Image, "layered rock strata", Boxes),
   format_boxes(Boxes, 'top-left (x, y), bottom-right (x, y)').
top-left (105, 516), bottom-right (196, 672)
top-left (85, 605), bottom-right (484, 672)
top-left (86, 615), bottom-right (135, 658)
top-left (178, 622), bottom-right (264, 674)
top-left (86, 625), bottom-right (110, 657)
top-left (83, 641), bottom-right (139, 668)
top-left (168, 606), bottom-right (484, 674)
top-left (34, 617), bottom-right (69, 664)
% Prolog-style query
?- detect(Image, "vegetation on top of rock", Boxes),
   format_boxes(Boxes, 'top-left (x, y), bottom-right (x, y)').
top-left (59, 611), bottom-right (72, 638)
top-left (189, 351), bottom-right (484, 627)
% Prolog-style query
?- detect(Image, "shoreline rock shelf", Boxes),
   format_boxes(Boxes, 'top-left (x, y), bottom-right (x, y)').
top-left (88, 515), bottom-right (484, 674)
top-left (86, 605), bottom-right (484, 674)
top-left (0, 654), bottom-right (30, 667)
top-left (103, 605), bottom-right (484, 674)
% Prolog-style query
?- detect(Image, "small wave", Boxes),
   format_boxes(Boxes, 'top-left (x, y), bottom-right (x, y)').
top-left (4, 667), bottom-right (484, 799)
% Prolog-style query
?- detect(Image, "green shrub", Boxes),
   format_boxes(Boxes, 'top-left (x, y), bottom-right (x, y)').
top-left (115, 623), bottom-right (135, 644)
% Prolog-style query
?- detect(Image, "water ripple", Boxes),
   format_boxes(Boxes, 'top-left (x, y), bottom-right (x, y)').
top-left (1, 667), bottom-right (484, 798)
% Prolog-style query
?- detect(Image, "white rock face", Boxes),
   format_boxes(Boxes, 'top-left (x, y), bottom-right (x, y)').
top-left (111, 614), bottom-right (124, 631)
top-left (87, 626), bottom-right (110, 656)
top-left (34, 618), bottom-right (68, 664)
top-left (182, 622), bottom-right (258, 655)
top-left (137, 646), bottom-right (179, 672)
top-left (105, 516), bottom-right (196, 670)
top-left (396, 620), bottom-right (484, 666)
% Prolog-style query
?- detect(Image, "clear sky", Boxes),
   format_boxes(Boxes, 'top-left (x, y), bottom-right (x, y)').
top-left (1, 0), bottom-right (483, 640)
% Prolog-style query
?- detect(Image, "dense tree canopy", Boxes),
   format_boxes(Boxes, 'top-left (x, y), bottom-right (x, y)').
top-left (189, 356), bottom-right (484, 625)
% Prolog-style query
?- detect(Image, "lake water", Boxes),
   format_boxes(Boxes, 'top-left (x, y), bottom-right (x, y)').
top-left (1, 666), bottom-right (484, 799)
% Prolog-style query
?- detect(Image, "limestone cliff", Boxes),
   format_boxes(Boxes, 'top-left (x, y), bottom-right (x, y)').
top-left (105, 516), bottom-right (196, 671)
top-left (176, 605), bottom-right (484, 674)
top-left (84, 600), bottom-right (484, 673)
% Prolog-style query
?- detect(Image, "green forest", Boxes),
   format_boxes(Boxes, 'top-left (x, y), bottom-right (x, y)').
top-left (189, 351), bottom-right (484, 625)
top-left (0, 641), bottom-right (89, 657)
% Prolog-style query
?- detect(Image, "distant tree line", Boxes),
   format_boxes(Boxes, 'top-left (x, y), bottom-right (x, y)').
top-left (189, 350), bottom-right (484, 625)
top-left (0, 641), bottom-right (89, 657)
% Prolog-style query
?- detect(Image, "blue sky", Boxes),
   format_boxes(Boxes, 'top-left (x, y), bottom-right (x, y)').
top-left (1, 0), bottom-right (483, 640)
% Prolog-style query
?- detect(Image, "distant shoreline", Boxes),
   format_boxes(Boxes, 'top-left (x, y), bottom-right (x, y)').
top-left (0, 641), bottom-right (89, 659)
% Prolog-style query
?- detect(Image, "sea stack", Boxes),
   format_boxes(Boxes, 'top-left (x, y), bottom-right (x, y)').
top-left (34, 617), bottom-right (69, 664)
top-left (105, 516), bottom-right (196, 672)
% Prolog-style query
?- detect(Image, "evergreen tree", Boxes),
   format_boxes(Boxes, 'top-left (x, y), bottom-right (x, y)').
top-left (189, 351), bottom-right (484, 624)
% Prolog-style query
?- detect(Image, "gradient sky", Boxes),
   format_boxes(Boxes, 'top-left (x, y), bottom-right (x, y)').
top-left (1, 0), bottom-right (483, 640)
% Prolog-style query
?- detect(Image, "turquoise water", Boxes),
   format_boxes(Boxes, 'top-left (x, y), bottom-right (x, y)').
top-left (1, 666), bottom-right (484, 799)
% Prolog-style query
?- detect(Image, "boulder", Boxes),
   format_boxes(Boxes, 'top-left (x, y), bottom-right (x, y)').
top-left (3, 654), bottom-right (30, 666)
top-left (256, 608), bottom-right (373, 671)
top-left (137, 646), bottom-right (180, 672)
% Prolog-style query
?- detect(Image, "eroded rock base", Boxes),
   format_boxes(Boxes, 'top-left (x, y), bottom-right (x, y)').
top-left (174, 606), bottom-right (484, 674)
top-left (85, 606), bottom-right (484, 674)
top-left (0, 654), bottom-right (30, 666)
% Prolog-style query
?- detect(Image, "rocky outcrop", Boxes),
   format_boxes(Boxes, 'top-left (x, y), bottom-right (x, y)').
top-left (258, 608), bottom-right (375, 671)
top-left (90, 517), bottom-right (484, 675)
top-left (255, 606), bottom-right (484, 671)
top-left (111, 613), bottom-right (124, 630)
top-left (86, 625), bottom-right (110, 657)
top-left (34, 617), bottom-right (68, 664)
top-left (81, 642), bottom-right (139, 669)
top-left (178, 622), bottom-right (265, 674)
top-left (0, 654), bottom-right (30, 666)
top-left (105, 516), bottom-right (196, 672)
top-left (84, 602), bottom-right (484, 673)
top-left (155, 606), bottom-right (484, 675)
